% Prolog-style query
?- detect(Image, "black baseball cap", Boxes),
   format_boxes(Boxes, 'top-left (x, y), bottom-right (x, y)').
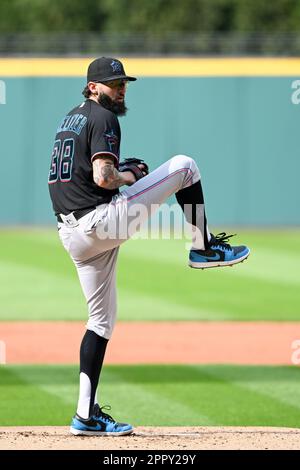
top-left (87, 57), bottom-right (137, 83)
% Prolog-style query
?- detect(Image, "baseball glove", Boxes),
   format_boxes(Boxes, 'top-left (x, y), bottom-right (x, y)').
top-left (118, 157), bottom-right (149, 182)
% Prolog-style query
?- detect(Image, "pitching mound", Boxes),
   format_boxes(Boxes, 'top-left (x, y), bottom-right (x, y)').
top-left (0, 426), bottom-right (300, 450)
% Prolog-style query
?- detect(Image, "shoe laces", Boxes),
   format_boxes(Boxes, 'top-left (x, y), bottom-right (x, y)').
top-left (210, 232), bottom-right (236, 251)
top-left (94, 404), bottom-right (115, 423)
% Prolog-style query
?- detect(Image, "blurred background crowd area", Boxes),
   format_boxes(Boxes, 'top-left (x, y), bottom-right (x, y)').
top-left (1, 0), bottom-right (300, 56)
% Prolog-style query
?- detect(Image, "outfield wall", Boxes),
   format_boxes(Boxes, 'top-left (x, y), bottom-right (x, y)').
top-left (0, 58), bottom-right (299, 225)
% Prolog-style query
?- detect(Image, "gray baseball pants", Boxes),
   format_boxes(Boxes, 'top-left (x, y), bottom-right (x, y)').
top-left (58, 155), bottom-right (208, 339)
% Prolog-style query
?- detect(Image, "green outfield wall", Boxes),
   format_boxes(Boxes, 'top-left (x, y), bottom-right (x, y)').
top-left (0, 58), bottom-right (299, 225)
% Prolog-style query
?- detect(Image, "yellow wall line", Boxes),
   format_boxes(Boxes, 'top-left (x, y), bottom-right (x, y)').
top-left (1, 57), bottom-right (300, 77)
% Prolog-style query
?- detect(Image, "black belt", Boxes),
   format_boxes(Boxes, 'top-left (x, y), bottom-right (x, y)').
top-left (57, 207), bottom-right (96, 223)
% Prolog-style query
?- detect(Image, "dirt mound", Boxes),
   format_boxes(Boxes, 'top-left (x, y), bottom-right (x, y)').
top-left (0, 426), bottom-right (300, 450)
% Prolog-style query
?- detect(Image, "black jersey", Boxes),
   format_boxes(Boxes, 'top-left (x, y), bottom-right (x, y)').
top-left (48, 99), bottom-right (120, 216)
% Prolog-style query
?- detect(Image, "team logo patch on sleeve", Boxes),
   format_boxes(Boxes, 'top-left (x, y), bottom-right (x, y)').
top-left (104, 130), bottom-right (119, 151)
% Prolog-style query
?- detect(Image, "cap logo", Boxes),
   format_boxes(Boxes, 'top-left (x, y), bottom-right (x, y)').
top-left (110, 60), bottom-right (122, 73)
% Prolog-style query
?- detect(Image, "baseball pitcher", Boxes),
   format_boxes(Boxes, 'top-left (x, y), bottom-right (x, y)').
top-left (48, 57), bottom-right (250, 436)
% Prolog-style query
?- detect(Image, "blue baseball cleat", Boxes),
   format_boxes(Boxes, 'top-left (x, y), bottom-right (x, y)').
top-left (70, 404), bottom-right (134, 436)
top-left (189, 232), bottom-right (250, 269)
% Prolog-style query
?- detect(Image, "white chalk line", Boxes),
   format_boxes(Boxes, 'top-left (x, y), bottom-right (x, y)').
top-left (136, 430), bottom-right (300, 438)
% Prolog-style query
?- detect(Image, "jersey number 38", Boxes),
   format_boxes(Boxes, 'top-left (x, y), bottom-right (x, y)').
top-left (48, 138), bottom-right (74, 184)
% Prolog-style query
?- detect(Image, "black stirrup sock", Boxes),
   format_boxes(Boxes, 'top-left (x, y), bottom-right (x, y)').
top-left (79, 330), bottom-right (108, 417)
top-left (176, 180), bottom-right (209, 248)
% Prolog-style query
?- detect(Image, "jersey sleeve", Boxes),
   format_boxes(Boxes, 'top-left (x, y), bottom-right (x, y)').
top-left (88, 109), bottom-right (120, 166)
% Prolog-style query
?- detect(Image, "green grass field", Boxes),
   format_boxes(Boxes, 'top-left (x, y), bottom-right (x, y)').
top-left (0, 228), bottom-right (299, 321)
top-left (1, 364), bottom-right (300, 427)
top-left (1, 229), bottom-right (299, 428)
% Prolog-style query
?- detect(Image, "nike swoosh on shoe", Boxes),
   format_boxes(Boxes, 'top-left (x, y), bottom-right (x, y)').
top-left (204, 253), bottom-right (221, 261)
top-left (82, 423), bottom-right (102, 431)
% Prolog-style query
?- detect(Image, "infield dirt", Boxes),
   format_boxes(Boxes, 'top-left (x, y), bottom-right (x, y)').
top-left (1, 426), bottom-right (300, 450)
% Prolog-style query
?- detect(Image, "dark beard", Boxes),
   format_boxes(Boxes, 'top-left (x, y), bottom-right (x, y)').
top-left (98, 93), bottom-right (127, 116)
